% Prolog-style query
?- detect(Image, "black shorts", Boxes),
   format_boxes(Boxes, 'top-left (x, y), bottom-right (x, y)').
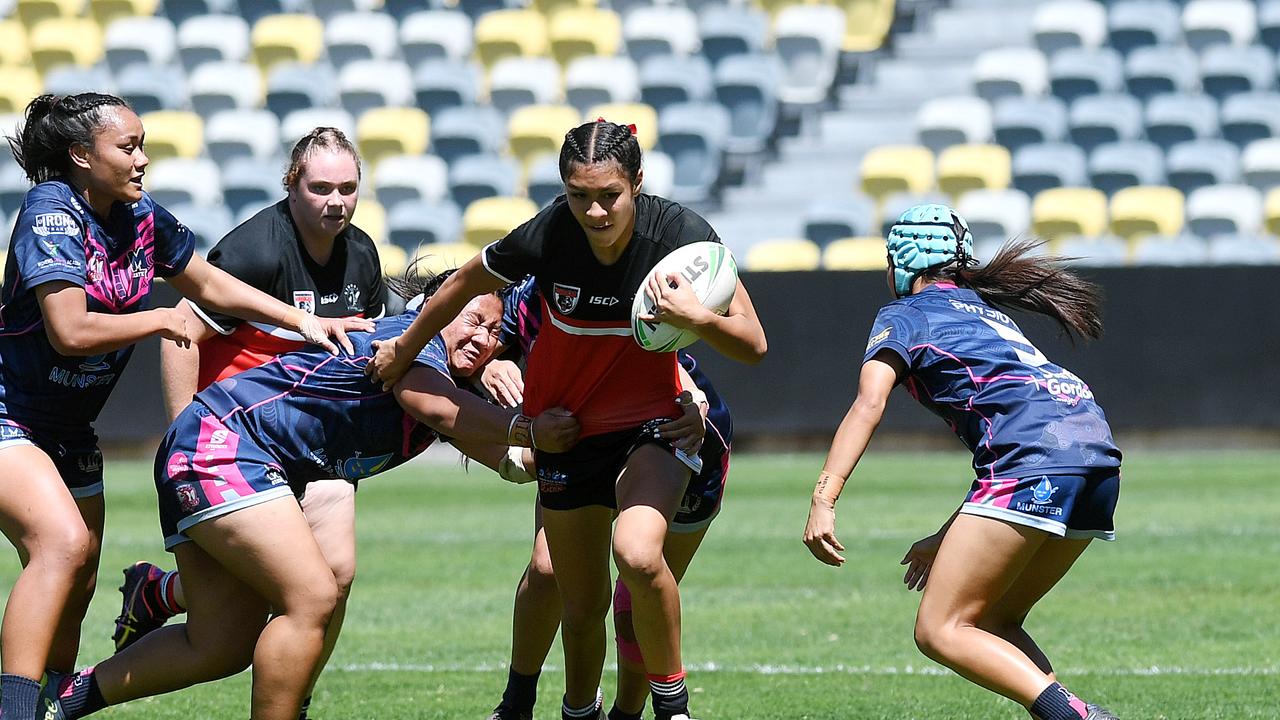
top-left (535, 418), bottom-right (701, 512)
top-left (0, 418), bottom-right (104, 497)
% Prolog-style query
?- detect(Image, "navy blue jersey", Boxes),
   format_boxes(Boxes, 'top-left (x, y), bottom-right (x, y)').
top-left (191, 304), bottom-right (453, 488)
top-left (501, 275), bottom-right (732, 447)
top-left (0, 180), bottom-right (195, 427)
top-left (865, 283), bottom-right (1121, 480)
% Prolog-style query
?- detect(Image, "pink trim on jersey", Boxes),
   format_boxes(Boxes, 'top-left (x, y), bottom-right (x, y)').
top-left (931, 281), bottom-right (959, 290)
top-left (1069, 694), bottom-right (1089, 718)
top-left (909, 343), bottom-right (1007, 482)
top-left (969, 477), bottom-right (1017, 509)
top-left (219, 354), bottom-right (346, 420)
top-left (192, 414), bottom-right (256, 506)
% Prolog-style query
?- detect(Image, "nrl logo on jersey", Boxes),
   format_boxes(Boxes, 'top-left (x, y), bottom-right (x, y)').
top-left (293, 290), bottom-right (316, 314)
top-left (552, 283), bottom-right (581, 314)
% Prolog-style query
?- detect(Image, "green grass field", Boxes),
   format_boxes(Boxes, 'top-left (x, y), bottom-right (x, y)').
top-left (3, 450), bottom-right (1278, 719)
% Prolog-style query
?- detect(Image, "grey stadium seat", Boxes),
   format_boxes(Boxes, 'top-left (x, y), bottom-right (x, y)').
top-left (104, 16), bottom-right (177, 74)
top-left (447, 154), bottom-right (519, 209)
top-left (1088, 141), bottom-right (1165, 196)
top-left (337, 59), bottom-right (414, 118)
top-left (656, 102), bottom-right (730, 204)
top-left (176, 14), bottom-right (250, 71)
top-left (1068, 93), bottom-right (1142, 153)
top-left (1220, 92), bottom-right (1280, 147)
top-left (1144, 93), bottom-right (1219, 151)
top-left (1124, 45), bottom-right (1199, 102)
top-left (374, 154), bottom-right (449, 210)
top-left (488, 57), bottom-right (563, 116)
top-left (221, 158), bottom-right (283, 216)
top-left (1107, 0), bottom-right (1182, 56)
top-left (1048, 46), bottom-right (1124, 103)
top-left (640, 55), bottom-right (714, 114)
top-left (266, 63), bottom-right (338, 119)
top-left (993, 95), bottom-right (1069, 153)
top-left (400, 11), bottom-right (473, 66)
top-left (189, 62), bottom-right (262, 118)
top-left (204, 109), bottom-right (280, 164)
top-left (430, 105), bottom-right (506, 164)
top-left (566, 56), bottom-right (640, 114)
top-left (698, 5), bottom-right (768, 69)
top-left (1166, 139), bottom-right (1241, 195)
top-left (387, 200), bottom-right (463, 250)
top-left (957, 188), bottom-right (1032, 241)
top-left (714, 53), bottom-right (783, 155)
top-left (324, 12), bottom-right (399, 68)
top-left (117, 64), bottom-right (187, 114)
top-left (1185, 184), bottom-right (1263, 238)
top-left (1199, 45), bottom-right (1276, 102)
top-left (801, 193), bottom-right (877, 248)
top-left (1241, 138), bottom-right (1280, 191)
top-left (1012, 142), bottom-right (1088, 196)
top-left (1033, 0), bottom-right (1108, 56)
top-left (412, 59), bottom-right (482, 115)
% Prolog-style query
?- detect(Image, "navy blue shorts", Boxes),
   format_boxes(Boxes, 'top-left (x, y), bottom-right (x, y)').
top-left (535, 418), bottom-right (702, 512)
top-left (0, 418), bottom-right (104, 498)
top-left (670, 416), bottom-right (731, 533)
top-left (155, 403), bottom-right (297, 550)
top-left (961, 471), bottom-right (1120, 540)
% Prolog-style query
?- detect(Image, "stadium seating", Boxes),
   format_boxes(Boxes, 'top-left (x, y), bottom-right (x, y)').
top-left (1220, 92), bottom-right (1280, 147)
top-left (639, 55), bottom-right (714, 114)
top-left (1166, 139), bottom-right (1241, 194)
top-left (338, 60), bottom-right (413, 118)
top-left (1261, 0), bottom-right (1280, 51)
top-left (1199, 45), bottom-right (1275, 101)
top-left (0, 66), bottom-right (40, 114)
top-left (713, 54), bottom-right (782, 155)
top-left (1056, 233), bottom-right (1130, 265)
top-left (266, 63), bottom-right (337, 118)
top-left (29, 17), bottom-right (103, 75)
top-left (399, 10), bottom-right (473, 66)
top-left (744, 238), bottom-right (821, 271)
top-left (802, 194), bottom-right (876, 248)
top-left (221, 157), bottom-right (281, 215)
top-left (587, 102), bottom-right (658, 151)
top-left (1048, 46), bottom-right (1124, 103)
top-left (773, 4), bottom-right (845, 105)
top-left (973, 47), bottom-right (1049, 102)
top-left (167, 201), bottom-right (234, 249)
top-left (508, 104), bottom-right (580, 170)
top-left (1130, 233), bottom-right (1208, 264)
top-left (103, 15), bottom-right (175, 74)
top-left (0, 164), bottom-right (30, 216)
top-left (917, 96), bottom-right (992, 153)
top-left (176, 14), bottom-right (250, 70)
top-left (937, 144), bottom-right (1011, 197)
top-left (879, 190), bottom-right (950, 235)
top-left (250, 14), bottom-right (323, 72)
top-left (350, 197), bottom-right (385, 243)
top-left (462, 196), bottom-right (538, 247)
top-left (821, 236), bottom-right (884, 270)
top-left (993, 96), bottom-right (1069, 153)
top-left (90, 0), bottom-right (155, 25)
top-left (566, 56), bottom-right (639, 114)
top-left (279, 107), bottom-right (355, 154)
top-left (387, 199), bottom-right (463, 249)
top-left (1032, 187), bottom-right (1108, 238)
top-left (548, 7), bottom-right (621, 67)
top-left (957, 188), bottom-right (1032, 241)
top-left (204, 108), bottom-right (279, 164)
top-left (324, 11), bottom-right (398, 68)
top-left (408, 242), bottom-right (481, 274)
top-left (430, 105), bottom-right (506, 163)
top-left (146, 157), bottom-right (221, 208)
top-left (1012, 142), bottom-right (1088, 196)
top-left (1033, 0), bottom-right (1108, 56)
top-left (140, 110), bottom-right (203, 161)
top-left (373, 154), bottom-right (448, 210)
top-left (1068, 93), bottom-right (1142, 152)
top-left (1207, 233), bottom-right (1280, 263)
top-left (1241, 139), bottom-right (1280, 190)
top-left (14, 0), bottom-right (81, 28)
top-left (1109, 185), bottom-right (1184, 239)
top-left (42, 65), bottom-right (113, 96)
top-left (189, 62), bottom-right (261, 118)
top-left (1143, 94), bottom-right (1219, 151)
top-left (524, 155), bottom-right (562, 208)
top-left (698, 5), bottom-right (769, 68)
top-left (860, 145), bottom-right (934, 199)
top-left (473, 9), bottom-right (547, 68)
top-left (623, 5), bottom-right (699, 64)
top-left (656, 101), bottom-right (729, 204)
top-left (1107, 0), bottom-right (1182, 56)
top-left (163, 0), bottom-right (237, 26)
top-left (1182, 0), bottom-right (1257, 52)
top-left (1088, 141), bottom-right (1164, 196)
top-left (1124, 45), bottom-right (1199, 101)
top-left (1185, 184), bottom-right (1262, 238)
top-left (356, 107), bottom-right (429, 170)
top-left (448, 154), bottom-right (519, 208)
top-left (640, 150), bottom-right (674, 198)
top-left (117, 63), bottom-right (187, 113)
top-left (489, 57), bottom-right (564, 115)
top-left (412, 59), bottom-right (481, 115)
top-left (839, 0), bottom-right (895, 54)
top-left (0, 19), bottom-right (30, 67)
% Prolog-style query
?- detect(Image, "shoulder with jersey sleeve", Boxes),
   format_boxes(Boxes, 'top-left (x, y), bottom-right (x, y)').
top-left (415, 334), bottom-right (453, 378)
top-left (633, 194), bottom-right (720, 250)
top-left (135, 193), bottom-right (196, 277)
top-left (206, 202), bottom-right (293, 282)
top-left (482, 198), bottom-right (575, 283)
top-left (864, 299), bottom-right (930, 365)
top-left (11, 181), bottom-right (90, 288)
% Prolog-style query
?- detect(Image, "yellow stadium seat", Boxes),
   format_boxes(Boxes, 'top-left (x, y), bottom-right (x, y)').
top-left (1031, 187), bottom-right (1108, 239)
top-left (549, 8), bottom-right (621, 67)
top-left (378, 242), bottom-right (408, 276)
top-left (1109, 186), bottom-right (1183, 240)
top-left (474, 10), bottom-right (548, 68)
top-left (533, 0), bottom-right (596, 18)
top-left (352, 199), bottom-right (386, 244)
top-left (745, 238), bottom-right (821, 271)
top-left (822, 236), bottom-right (886, 270)
top-left (0, 66), bottom-right (42, 114)
top-left (0, 21), bottom-right (32, 66)
top-left (463, 196), bottom-right (539, 247)
top-left (860, 145), bottom-right (934, 200)
top-left (509, 104), bottom-right (580, 171)
top-left (89, 0), bottom-right (158, 29)
top-left (30, 18), bottom-right (104, 75)
top-left (841, 0), bottom-right (895, 53)
top-left (251, 14), bottom-right (324, 73)
top-left (138, 111), bottom-right (203, 161)
top-left (408, 242), bottom-right (482, 275)
top-left (937, 144), bottom-right (1010, 198)
top-left (1265, 188), bottom-right (1280, 236)
top-left (356, 107), bottom-right (430, 171)
top-left (15, 0), bottom-right (83, 29)
top-left (585, 102), bottom-right (658, 152)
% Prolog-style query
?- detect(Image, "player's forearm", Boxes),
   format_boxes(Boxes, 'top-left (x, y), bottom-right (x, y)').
top-left (46, 308), bottom-right (170, 356)
top-left (171, 258), bottom-right (305, 333)
top-left (159, 338), bottom-right (201, 422)
top-left (690, 312), bottom-right (767, 364)
top-left (813, 396), bottom-right (885, 508)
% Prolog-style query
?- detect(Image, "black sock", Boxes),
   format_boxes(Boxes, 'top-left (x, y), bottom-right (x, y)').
top-left (649, 673), bottom-right (689, 719)
top-left (1, 673), bottom-right (42, 719)
top-left (1030, 682), bottom-right (1088, 720)
top-left (499, 667), bottom-right (539, 712)
top-left (49, 668), bottom-right (108, 719)
top-left (607, 704), bottom-right (644, 720)
top-left (141, 570), bottom-right (181, 617)
top-left (561, 690), bottom-right (602, 720)
top-left (298, 694), bottom-right (311, 720)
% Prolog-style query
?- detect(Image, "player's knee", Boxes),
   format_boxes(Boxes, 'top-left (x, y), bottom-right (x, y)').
top-left (612, 541), bottom-right (665, 588)
top-left (32, 523), bottom-right (96, 579)
top-left (328, 557), bottom-right (356, 598)
top-left (559, 586), bottom-right (610, 632)
top-left (528, 546), bottom-right (555, 585)
top-left (285, 575), bottom-right (340, 627)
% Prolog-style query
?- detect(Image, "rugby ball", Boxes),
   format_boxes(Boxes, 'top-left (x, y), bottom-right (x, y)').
top-left (631, 241), bottom-right (738, 352)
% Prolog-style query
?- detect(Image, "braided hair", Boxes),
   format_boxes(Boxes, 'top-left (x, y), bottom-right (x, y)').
top-left (558, 119), bottom-right (642, 183)
top-left (6, 93), bottom-right (131, 184)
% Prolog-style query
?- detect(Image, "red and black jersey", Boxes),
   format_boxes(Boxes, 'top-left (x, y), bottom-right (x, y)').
top-left (481, 193), bottom-right (719, 438)
top-left (191, 200), bottom-right (385, 389)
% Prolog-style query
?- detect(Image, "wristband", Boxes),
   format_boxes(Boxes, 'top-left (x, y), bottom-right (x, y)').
top-left (813, 471), bottom-right (844, 505)
top-left (507, 413), bottom-right (535, 448)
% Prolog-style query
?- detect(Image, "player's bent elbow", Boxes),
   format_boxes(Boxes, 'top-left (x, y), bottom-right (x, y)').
top-left (44, 327), bottom-right (94, 357)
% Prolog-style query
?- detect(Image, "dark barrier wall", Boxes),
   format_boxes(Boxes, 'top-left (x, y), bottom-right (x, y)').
top-left (98, 267), bottom-right (1280, 443)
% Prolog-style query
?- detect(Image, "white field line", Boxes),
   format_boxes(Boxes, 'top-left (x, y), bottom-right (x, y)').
top-left (330, 662), bottom-right (1280, 677)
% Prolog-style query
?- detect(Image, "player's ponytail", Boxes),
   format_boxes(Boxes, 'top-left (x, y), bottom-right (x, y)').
top-left (7, 93), bottom-right (129, 183)
top-left (558, 119), bottom-right (642, 184)
top-left (941, 238), bottom-right (1105, 340)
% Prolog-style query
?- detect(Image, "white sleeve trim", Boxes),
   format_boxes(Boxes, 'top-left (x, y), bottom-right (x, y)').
top-left (480, 242), bottom-right (517, 284)
top-left (187, 299), bottom-right (236, 336)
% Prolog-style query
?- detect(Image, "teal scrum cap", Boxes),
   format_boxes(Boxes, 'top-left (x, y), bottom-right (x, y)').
top-left (885, 203), bottom-right (975, 298)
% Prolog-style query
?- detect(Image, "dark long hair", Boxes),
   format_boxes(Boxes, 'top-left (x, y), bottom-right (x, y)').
top-left (558, 119), bottom-right (642, 183)
top-left (385, 260), bottom-right (504, 305)
top-left (7, 93), bottom-right (130, 184)
top-left (929, 237), bottom-right (1104, 340)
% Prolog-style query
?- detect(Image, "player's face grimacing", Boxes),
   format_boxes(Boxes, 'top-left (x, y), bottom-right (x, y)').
top-left (72, 106), bottom-right (149, 206)
top-left (289, 149), bottom-right (360, 242)
top-left (564, 160), bottom-right (642, 257)
top-left (439, 294), bottom-right (504, 377)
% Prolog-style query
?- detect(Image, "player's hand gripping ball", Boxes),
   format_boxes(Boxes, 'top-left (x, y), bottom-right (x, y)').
top-left (631, 241), bottom-right (737, 352)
